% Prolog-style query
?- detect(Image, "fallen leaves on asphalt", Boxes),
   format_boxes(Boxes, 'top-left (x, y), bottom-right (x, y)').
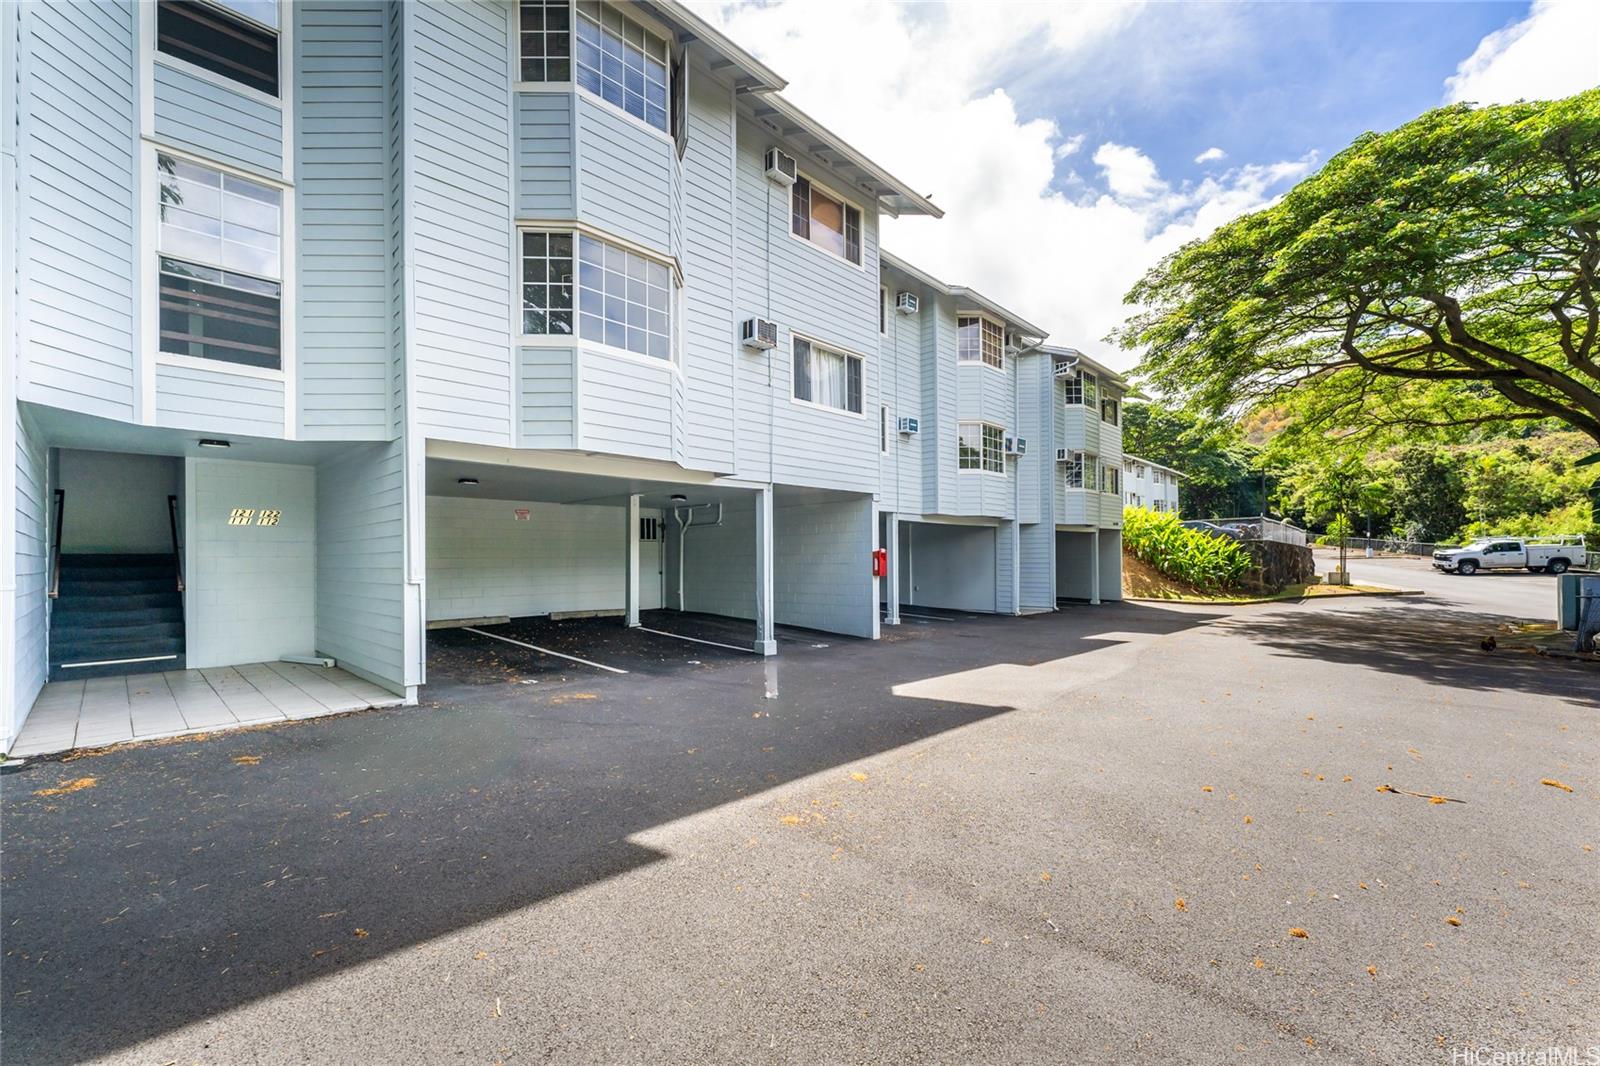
top-left (1289, 928), bottom-right (1310, 939)
top-left (32, 777), bottom-right (96, 797)
top-left (231, 755), bottom-right (261, 766)
top-left (1174, 897), bottom-right (1187, 912)
top-left (1445, 916), bottom-right (1462, 927)
top-left (1376, 784), bottom-right (1465, 804)
top-left (1540, 778), bottom-right (1574, 792)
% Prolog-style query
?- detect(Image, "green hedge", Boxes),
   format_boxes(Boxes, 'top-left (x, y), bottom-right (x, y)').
top-left (1123, 507), bottom-right (1252, 593)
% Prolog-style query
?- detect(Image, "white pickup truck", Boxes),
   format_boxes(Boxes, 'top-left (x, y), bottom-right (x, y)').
top-left (1431, 536), bottom-right (1587, 575)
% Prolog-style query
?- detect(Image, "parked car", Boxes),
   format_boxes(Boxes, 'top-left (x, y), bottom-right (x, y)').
top-left (1179, 520), bottom-right (1245, 541)
top-left (1430, 536), bottom-right (1587, 575)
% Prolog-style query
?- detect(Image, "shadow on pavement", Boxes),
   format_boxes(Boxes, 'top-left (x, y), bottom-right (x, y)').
top-left (1, 601), bottom-right (1215, 1063)
top-left (1220, 601), bottom-right (1598, 709)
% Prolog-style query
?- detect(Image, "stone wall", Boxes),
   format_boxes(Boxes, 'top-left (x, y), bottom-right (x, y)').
top-left (1241, 540), bottom-right (1316, 591)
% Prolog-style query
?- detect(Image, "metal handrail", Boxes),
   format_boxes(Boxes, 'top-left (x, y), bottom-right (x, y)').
top-left (168, 494), bottom-right (185, 593)
top-left (48, 489), bottom-right (64, 599)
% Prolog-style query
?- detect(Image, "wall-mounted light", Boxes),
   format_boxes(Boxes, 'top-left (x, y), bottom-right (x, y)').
top-left (457, 477), bottom-right (479, 487)
top-left (670, 494), bottom-right (687, 505)
top-left (199, 438), bottom-right (231, 449)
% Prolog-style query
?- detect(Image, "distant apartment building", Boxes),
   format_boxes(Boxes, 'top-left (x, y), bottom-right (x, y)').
top-left (2, 0), bottom-right (1125, 749)
top-left (1124, 456), bottom-right (1184, 514)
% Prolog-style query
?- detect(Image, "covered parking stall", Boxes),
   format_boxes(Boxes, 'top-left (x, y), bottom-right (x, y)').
top-left (880, 516), bottom-right (1003, 621)
top-left (1055, 527), bottom-right (1123, 605)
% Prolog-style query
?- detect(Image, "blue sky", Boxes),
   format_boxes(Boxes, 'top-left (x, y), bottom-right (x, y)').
top-left (1024, 2), bottom-right (1524, 195)
top-left (713, 1), bottom-right (1598, 366)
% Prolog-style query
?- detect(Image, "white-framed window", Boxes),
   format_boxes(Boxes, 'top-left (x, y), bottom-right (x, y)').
top-left (880, 404), bottom-right (889, 452)
top-left (520, 229), bottom-right (674, 361)
top-left (156, 0), bottom-right (280, 97)
top-left (1062, 368), bottom-right (1098, 407)
top-left (1101, 395), bottom-right (1119, 425)
top-left (879, 286), bottom-right (888, 335)
top-left (156, 152), bottom-right (283, 369)
top-left (958, 421), bottom-right (1005, 473)
top-left (1102, 464), bottom-right (1120, 495)
top-left (574, 0), bottom-right (669, 133)
top-left (519, 0), bottom-right (573, 82)
top-left (957, 315), bottom-right (1004, 370)
top-left (1062, 450), bottom-right (1084, 488)
top-left (791, 175), bottom-right (862, 266)
top-left (792, 336), bottom-right (863, 414)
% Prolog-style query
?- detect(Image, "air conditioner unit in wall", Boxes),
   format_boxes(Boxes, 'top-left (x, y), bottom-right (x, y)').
top-left (740, 317), bottom-right (778, 350)
top-left (1055, 448), bottom-right (1071, 462)
top-left (1006, 436), bottom-right (1026, 456)
top-left (764, 148), bottom-right (797, 186)
top-left (896, 416), bottom-right (919, 435)
top-left (1052, 360), bottom-right (1079, 378)
top-left (895, 291), bottom-right (919, 314)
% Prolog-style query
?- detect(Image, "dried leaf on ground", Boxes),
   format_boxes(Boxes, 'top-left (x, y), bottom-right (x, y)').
top-left (1289, 928), bottom-right (1309, 939)
top-left (33, 777), bottom-right (96, 797)
top-left (1175, 897), bottom-right (1187, 912)
top-left (1445, 916), bottom-right (1462, 927)
top-left (1540, 779), bottom-right (1574, 792)
top-left (232, 755), bottom-right (261, 765)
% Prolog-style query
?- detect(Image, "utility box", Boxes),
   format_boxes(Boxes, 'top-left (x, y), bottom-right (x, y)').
top-left (1557, 573), bottom-right (1582, 630)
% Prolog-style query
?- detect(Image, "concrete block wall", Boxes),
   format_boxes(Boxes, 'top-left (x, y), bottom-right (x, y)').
top-left (900, 522), bottom-right (996, 612)
top-left (667, 503), bottom-right (758, 619)
top-left (186, 459), bottom-right (317, 668)
top-left (1098, 529), bottom-right (1123, 602)
top-left (425, 496), bottom-right (624, 622)
top-left (773, 492), bottom-right (877, 638)
top-left (1056, 531), bottom-right (1096, 601)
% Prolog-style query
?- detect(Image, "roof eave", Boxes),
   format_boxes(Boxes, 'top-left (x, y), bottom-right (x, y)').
top-left (645, 0), bottom-right (787, 94)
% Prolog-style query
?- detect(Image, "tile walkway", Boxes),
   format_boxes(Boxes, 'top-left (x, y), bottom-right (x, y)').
top-left (9, 662), bottom-right (405, 758)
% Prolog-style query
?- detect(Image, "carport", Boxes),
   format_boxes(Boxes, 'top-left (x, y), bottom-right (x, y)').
top-left (424, 444), bottom-right (778, 666)
top-left (1056, 527), bottom-right (1123, 604)
top-left (883, 518), bottom-right (1000, 616)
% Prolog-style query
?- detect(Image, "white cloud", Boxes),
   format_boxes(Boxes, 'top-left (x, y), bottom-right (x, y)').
top-left (708, 1), bottom-right (1310, 370)
top-left (1444, 0), bottom-right (1600, 105)
top-left (1194, 146), bottom-right (1227, 164)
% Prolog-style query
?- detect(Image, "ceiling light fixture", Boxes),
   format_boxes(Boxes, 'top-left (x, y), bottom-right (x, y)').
top-left (670, 494), bottom-right (687, 505)
top-left (457, 477), bottom-right (479, 487)
top-left (198, 438), bottom-right (231, 449)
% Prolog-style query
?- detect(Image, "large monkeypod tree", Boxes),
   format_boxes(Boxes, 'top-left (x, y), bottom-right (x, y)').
top-left (1118, 90), bottom-right (1600, 510)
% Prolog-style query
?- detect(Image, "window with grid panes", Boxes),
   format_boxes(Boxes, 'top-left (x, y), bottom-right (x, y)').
top-left (518, 0), bottom-right (572, 82)
top-left (575, 0), bottom-right (669, 132)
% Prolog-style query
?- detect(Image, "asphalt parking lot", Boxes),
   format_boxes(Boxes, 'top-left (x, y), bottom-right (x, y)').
top-left (2, 590), bottom-right (1594, 1064)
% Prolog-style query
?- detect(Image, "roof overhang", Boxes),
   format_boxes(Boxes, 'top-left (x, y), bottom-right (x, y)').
top-left (745, 97), bottom-right (943, 218)
top-left (643, 0), bottom-right (787, 94)
top-left (880, 251), bottom-right (1045, 337)
top-left (1123, 454), bottom-right (1185, 478)
top-left (1040, 345), bottom-right (1129, 390)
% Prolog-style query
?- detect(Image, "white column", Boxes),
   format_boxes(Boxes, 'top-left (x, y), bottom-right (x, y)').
top-left (883, 511), bottom-right (900, 625)
top-left (753, 485), bottom-right (776, 656)
top-left (624, 493), bottom-right (641, 628)
top-left (1090, 527), bottom-right (1102, 606)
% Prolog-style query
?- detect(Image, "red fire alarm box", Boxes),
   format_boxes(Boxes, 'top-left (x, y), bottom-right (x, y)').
top-left (871, 548), bottom-right (887, 577)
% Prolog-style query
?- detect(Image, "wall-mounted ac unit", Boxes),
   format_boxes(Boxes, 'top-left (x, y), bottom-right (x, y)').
top-left (740, 317), bottom-right (778, 350)
top-left (895, 291), bottom-right (919, 315)
top-left (896, 416), bottom-right (919, 435)
top-left (764, 148), bottom-right (797, 186)
top-left (1006, 436), bottom-right (1026, 456)
top-left (1055, 448), bottom-right (1072, 462)
top-left (1052, 360), bottom-right (1079, 378)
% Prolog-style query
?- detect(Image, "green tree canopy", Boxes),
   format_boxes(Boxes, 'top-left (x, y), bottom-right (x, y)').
top-left (1117, 89), bottom-right (1600, 447)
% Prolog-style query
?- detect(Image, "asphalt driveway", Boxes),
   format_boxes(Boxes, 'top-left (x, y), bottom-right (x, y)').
top-left (2, 590), bottom-right (1594, 1064)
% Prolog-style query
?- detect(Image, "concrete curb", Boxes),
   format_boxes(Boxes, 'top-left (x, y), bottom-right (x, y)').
top-left (1127, 584), bottom-right (1427, 606)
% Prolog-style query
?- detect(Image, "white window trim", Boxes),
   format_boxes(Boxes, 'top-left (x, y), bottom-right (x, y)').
top-left (956, 420), bottom-right (1007, 476)
top-left (788, 331), bottom-right (867, 419)
top-left (1062, 368), bottom-right (1098, 408)
top-left (150, 0), bottom-right (287, 113)
top-left (515, 80), bottom-right (577, 93)
top-left (955, 312), bottom-right (1006, 372)
top-left (142, 141), bottom-right (296, 433)
top-left (788, 171), bottom-right (866, 271)
top-left (879, 285), bottom-right (889, 336)
top-left (570, 0), bottom-right (675, 144)
top-left (516, 224), bottom-right (681, 373)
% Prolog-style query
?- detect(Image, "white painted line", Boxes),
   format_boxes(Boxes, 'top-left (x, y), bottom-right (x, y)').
top-left (896, 611), bottom-right (955, 622)
top-left (636, 626), bottom-right (757, 655)
top-left (61, 654), bottom-right (180, 669)
top-left (461, 628), bottom-right (629, 674)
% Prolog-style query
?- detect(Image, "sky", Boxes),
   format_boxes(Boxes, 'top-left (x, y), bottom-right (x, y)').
top-left (705, 0), bottom-right (1600, 371)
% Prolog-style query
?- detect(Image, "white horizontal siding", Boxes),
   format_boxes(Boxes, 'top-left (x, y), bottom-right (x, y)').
top-left (156, 363), bottom-right (285, 438)
top-left (575, 93), bottom-right (671, 254)
top-left (519, 346), bottom-right (575, 447)
top-left (153, 61), bottom-right (284, 177)
top-left (517, 91), bottom-right (574, 216)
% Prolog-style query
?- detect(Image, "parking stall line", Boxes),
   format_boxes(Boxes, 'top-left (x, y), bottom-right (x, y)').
top-left (461, 628), bottom-right (630, 674)
top-left (635, 626), bottom-right (758, 655)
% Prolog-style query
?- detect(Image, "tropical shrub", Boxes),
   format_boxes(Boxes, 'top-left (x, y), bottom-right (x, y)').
top-left (1122, 507), bottom-right (1252, 593)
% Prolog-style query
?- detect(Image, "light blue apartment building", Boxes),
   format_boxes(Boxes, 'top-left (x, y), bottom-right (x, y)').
top-left (0, 0), bottom-right (1123, 751)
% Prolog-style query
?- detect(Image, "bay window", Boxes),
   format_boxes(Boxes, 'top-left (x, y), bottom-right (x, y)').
top-left (157, 153), bottom-right (283, 370)
top-left (1062, 451), bottom-right (1085, 489)
top-left (519, 0), bottom-right (572, 82)
top-left (521, 230), bottom-right (673, 361)
top-left (792, 337), bottom-right (862, 414)
top-left (1102, 464), bottom-right (1120, 495)
top-left (574, 0), bottom-right (669, 132)
top-left (957, 316), bottom-right (1004, 369)
top-left (792, 176), bottom-right (862, 265)
top-left (1062, 368), bottom-right (1098, 407)
top-left (1101, 395), bottom-right (1120, 425)
top-left (958, 421), bottom-right (1004, 473)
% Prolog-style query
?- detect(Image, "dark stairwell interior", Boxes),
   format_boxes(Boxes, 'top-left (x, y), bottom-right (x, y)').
top-left (48, 551), bottom-right (186, 681)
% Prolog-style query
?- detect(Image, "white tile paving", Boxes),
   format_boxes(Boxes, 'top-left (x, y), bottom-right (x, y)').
top-left (8, 663), bottom-right (405, 758)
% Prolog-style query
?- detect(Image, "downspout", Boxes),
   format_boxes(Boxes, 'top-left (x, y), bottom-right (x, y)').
top-left (673, 502), bottom-right (723, 612)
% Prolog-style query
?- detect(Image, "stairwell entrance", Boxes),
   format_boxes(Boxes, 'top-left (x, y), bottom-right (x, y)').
top-left (49, 450), bottom-right (186, 681)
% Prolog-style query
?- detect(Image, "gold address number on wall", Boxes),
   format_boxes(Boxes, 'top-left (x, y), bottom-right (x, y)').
top-left (228, 508), bottom-right (283, 527)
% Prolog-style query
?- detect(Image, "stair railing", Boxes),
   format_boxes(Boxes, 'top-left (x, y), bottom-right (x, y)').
top-left (49, 489), bottom-right (64, 599)
top-left (168, 494), bottom-right (185, 593)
